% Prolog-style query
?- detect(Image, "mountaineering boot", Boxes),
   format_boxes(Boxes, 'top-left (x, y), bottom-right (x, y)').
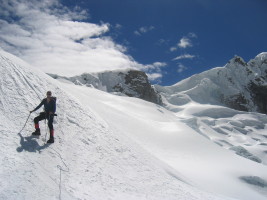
top-left (47, 129), bottom-right (54, 143)
top-left (32, 128), bottom-right (40, 136)
top-left (47, 137), bottom-right (54, 143)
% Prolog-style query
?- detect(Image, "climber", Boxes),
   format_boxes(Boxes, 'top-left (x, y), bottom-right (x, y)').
top-left (30, 91), bottom-right (56, 143)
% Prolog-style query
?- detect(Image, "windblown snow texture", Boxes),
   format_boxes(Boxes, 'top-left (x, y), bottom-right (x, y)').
top-left (1, 49), bottom-right (267, 200)
top-left (0, 50), bottom-right (229, 200)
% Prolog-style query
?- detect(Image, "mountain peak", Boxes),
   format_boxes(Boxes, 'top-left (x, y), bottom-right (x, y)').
top-left (228, 55), bottom-right (247, 66)
top-left (156, 53), bottom-right (267, 114)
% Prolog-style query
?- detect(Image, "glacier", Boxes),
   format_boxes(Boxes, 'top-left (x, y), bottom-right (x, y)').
top-left (0, 49), bottom-right (267, 200)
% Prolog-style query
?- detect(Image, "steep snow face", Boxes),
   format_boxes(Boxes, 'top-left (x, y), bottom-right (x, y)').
top-left (0, 50), bottom-right (230, 200)
top-left (49, 69), bottom-right (162, 105)
top-left (155, 53), bottom-right (267, 113)
top-left (61, 82), bottom-right (267, 200)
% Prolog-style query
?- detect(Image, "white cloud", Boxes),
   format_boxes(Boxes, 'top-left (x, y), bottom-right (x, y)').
top-left (0, 0), bottom-right (160, 77)
top-left (134, 26), bottom-right (155, 36)
top-left (173, 54), bottom-right (195, 60)
top-left (147, 73), bottom-right (162, 81)
top-left (188, 32), bottom-right (198, 38)
top-left (156, 38), bottom-right (170, 47)
top-left (178, 37), bottom-right (192, 48)
top-left (170, 47), bottom-right (177, 52)
top-left (134, 31), bottom-right (141, 36)
top-left (170, 32), bottom-right (197, 51)
top-left (144, 62), bottom-right (167, 70)
top-left (142, 61), bottom-right (167, 82)
top-left (177, 63), bottom-right (187, 73)
top-left (114, 24), bottom-right (122, 29)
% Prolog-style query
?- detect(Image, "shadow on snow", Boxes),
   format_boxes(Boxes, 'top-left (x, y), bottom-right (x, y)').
top-left (17, 132), bottom-right (50, 153)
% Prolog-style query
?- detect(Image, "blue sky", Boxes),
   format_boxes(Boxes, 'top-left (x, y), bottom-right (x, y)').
top-left (0, 0), bottom-right (267, 85)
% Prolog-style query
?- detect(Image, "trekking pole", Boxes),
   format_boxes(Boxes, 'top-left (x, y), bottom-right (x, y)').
top-left (18, 112), bottom-right (31, 134)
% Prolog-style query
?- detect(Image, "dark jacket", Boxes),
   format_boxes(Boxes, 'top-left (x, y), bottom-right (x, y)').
top-left (33, 97), bottom-right (56, 113)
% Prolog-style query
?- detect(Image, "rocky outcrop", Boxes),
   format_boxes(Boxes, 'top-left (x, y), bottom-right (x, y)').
top-left (249, 83), bottom-right (267, 113)
top-left (222, 94), bottom-right (248, 112)
top-left (113, 70), bottom-right (162, 105)
top-left (49, 69), bottom-right (162, 105)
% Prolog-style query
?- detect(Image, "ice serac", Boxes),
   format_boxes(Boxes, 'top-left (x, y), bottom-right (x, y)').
top-left (155, 53), bottom-right (267, 114)
top-left (50, 69), bottom-right (162, 105)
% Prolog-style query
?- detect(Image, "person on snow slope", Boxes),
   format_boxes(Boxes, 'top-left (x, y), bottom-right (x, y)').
top-left (30, 91), bottom-right (56, 143)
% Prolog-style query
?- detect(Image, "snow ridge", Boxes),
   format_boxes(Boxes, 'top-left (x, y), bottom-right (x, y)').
top-left (155, 53), bottom-right (267, 113)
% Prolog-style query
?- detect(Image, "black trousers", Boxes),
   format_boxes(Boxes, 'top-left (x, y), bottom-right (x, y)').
top-left (34, 112), bottom-right (54, 131)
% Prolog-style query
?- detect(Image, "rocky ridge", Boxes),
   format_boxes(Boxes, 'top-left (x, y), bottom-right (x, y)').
top-left (49, 69), bottom-right (162, 105)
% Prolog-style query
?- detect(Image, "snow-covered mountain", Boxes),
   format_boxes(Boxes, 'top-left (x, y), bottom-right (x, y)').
top-left (49, 70), bottom-right (162, 105)
top-left (49, 53), bottom-right (267, 114)
top-left (155, 53), bottom-right (267, 113)
top-left (0, 50), bottom-right (227, 199)
top-left (1, 49), bottom-right (267, 200)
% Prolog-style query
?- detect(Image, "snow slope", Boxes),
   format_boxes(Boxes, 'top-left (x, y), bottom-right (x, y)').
top-left (0, 50), bottom-right (234, 200)
top-left (61, 83), bottom-right (267, 200)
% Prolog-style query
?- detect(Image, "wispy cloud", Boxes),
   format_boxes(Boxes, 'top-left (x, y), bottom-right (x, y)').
top-left (170, 47), bottom-right (178, 52)
top-left (188, 32), bottom-right (198, 38)
top-left (114, 24), bottom-right (122, 29)
top-left (177, 63), bottom-right (187, 73)
top-left (173, 54), bottom-right (195, 60)
top-left (142, 62), bottom-right (167, 81)
top-left (134, 26), bottom-right (155, 36)
top-left (0, 0), bottom-right (162, 78)
top-left (156, 38), bottom-right (169, 46)
top-left (178, 37), bottom-right (192, 48)
top-left (170, 32), bottom-right (197, 51)
top-left (147, 73), bottom-right (162, 81)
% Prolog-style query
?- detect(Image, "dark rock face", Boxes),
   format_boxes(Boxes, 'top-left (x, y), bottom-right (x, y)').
top-left (249, 82), bottom-right (267, 114)
top-left (113, 70), bottom-right (162, 105)
top-left (222, 94), bottom-right (249, 112)
top-left (232, 56), bottom-right (247, 66)
top-left (211, 55), bottom-right (267, 114)
top-left (49, 70), bottom-right (162, 105)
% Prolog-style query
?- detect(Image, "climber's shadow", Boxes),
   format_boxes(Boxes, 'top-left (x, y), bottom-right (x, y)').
top-left (17, 133), bottom-right (50, 153)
